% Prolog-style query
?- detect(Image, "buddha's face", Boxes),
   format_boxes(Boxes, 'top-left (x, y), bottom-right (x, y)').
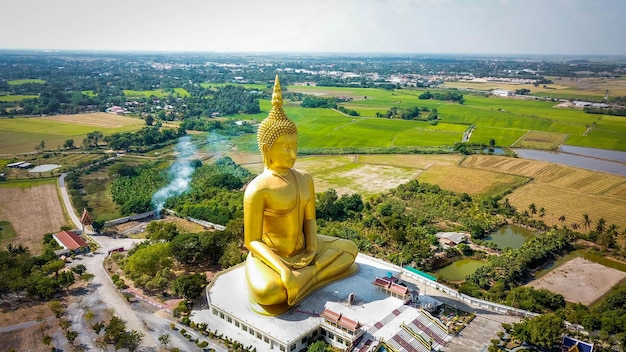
top-left (265, 133), bottom-right (297, 170)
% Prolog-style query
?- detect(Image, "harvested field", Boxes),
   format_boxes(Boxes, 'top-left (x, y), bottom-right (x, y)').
top-left (534, 164), bottom-right (626, 195)
top-left (527, 257), bottom-right (626, 305)
top-left (0, 184), bottom-right (68, 254)
top-left (507, 183), bottom-right (626, 230)
top-left (417, 164), bottom-right (529, 196)
top-left (39, 112), bottom-right (143, 128)
top-left (461, 155), bottom-right (552, 177)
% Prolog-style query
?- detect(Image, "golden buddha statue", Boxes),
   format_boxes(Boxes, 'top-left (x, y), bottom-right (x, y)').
top-left (244, 75), bottom-right (359, 316)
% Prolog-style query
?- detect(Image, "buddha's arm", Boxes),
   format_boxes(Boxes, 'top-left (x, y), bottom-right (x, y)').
top-left (300, 173), bottom-right (319, 265)
top-left (243, 187), bottom-right (298, 299)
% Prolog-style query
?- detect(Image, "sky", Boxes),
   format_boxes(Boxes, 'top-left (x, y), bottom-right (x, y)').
top-left (2, 0), bottom-right (625, 56)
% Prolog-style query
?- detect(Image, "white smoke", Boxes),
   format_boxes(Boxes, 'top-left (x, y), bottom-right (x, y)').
top-left (152, 135), bottom-right (197, 216)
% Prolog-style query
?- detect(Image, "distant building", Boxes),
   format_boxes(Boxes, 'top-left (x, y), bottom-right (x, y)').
top-left (492, 89), bottom-right (513, 97)
top-left (53, 230), bottom-right (89, 254)
top-left (435, 232), bottom-right (467, 246)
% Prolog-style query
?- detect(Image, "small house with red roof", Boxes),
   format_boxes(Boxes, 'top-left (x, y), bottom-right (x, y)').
top-left (53, 230), bottom-right (90, 254)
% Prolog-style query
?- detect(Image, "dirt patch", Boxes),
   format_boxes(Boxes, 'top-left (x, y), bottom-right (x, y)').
top-left (0, 184), bottom-right (67, 254)
top-left (0, 300), bottom-right (53, 327)
top-left (527, 257), bottom-right (626, 305)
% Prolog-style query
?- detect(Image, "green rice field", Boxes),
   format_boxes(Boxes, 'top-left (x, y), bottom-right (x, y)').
top-left (0, 95), bottom-right (39, 102)
top-left (7, 79), bottom-right (45, 85)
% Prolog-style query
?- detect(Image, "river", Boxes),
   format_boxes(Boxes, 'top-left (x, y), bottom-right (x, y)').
top-left (514, 146), bottom-right (626, 177)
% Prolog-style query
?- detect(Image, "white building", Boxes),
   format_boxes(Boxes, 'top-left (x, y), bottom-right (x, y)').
top-left (492, 89), bottom-right (513, 97)
top-left (192, 254), bottom-right (450, 352)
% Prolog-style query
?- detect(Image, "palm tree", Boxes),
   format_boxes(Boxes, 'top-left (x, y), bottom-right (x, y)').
top-left (607, 224), bottom-right (619, 238)
top-left (595, 217), bottom-right (607, 234)
top-left (571, 222), bottom-right (580, 231)
top-left (539, 207), bottom-right (546, 218)
top-left (558, 214), bottom-right (566, 225)
top-left (528, 203), bottom-right (537, 215)
top-left (582, 213), bottom-right (592, 230)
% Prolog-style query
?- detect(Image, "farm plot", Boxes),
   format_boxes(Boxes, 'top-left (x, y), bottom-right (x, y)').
top-left (417, 164), bottom-right (529, 196)
top-left (0, 183), bottom-right (68, 254)
top-left (534, 164), bottom-right (626, 195)
top-left (293, 155), bottom-right (418, 196)
top-left (506, 183), bottom-right (626, 230)
top-left (0, 113), bottom-right (144, 154)
top-left (461, 155), bottom-right (552, 178)
top-left (511, 130), bottom-right (567, 150)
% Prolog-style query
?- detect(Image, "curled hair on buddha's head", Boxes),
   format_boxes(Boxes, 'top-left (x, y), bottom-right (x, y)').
top-left (257, 75), bottom-right (298, 159)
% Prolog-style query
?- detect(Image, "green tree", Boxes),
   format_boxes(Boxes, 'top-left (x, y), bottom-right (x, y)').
top-left (595, 217), bottom-right (607, 234)
top-left (158, 333), bottom-right (170, 348)
top-left (146, 221), bottom-right (179, 242)
top-left (582, 213), bottom-right (592, 230)
top-left (65, 330), bottom-right (78, 345)
top-left (63, 139), bottom-right (75, 149)
top-left (512, 313), bottom-right (564, 349)
top-left (172, 273), bottom-right (207, 301)
top-left (123, 242), bottom-right (172, 287)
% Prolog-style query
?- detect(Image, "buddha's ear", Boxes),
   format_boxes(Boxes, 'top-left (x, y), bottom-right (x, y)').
top-left (260, 143), bottom-right (269, 155)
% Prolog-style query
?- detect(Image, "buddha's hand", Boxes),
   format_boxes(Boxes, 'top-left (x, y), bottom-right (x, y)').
top-left (281, 271), bottom-right (298, 306)
top-left (290, 249), bottom-right (316, 269)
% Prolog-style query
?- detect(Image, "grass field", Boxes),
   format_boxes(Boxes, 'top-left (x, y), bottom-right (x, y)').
top-left (7, 79), bottom-right (45, 85)
top-left (122, 88), bottom-right (190, 98)
top-left (0, 112), bottom-right (145, 154)
top-left (0, 94), bottom-right (38, 102)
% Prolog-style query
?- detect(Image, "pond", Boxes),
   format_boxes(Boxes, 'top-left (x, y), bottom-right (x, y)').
top-left (483, 225), bottom-right (536, 250)
top-left (534, 249), bottom-right (626, 278)
top-left (437, 258), bottom-right (486, 282)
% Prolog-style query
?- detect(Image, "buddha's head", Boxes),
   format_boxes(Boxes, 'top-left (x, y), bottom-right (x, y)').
top-left (257, 75), bottom-right (298, 167)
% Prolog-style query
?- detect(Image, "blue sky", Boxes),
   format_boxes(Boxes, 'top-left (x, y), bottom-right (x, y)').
top-left (2, 0), bottom-right (625, 55)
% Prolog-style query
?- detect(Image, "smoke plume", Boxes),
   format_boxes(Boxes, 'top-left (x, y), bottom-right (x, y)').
top-left (152, 135), bottom-right (196, 216)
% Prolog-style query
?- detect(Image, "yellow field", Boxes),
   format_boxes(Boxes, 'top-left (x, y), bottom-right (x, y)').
top-left (443, 76), bottom-right (626, 97)
top-left (460, 155), bottom-right (626, 229)
top-left (534, 164), bottom-right (626, 195)
top-left (0, 184), bottom-right (69, 254)
top-left (461, 155), bottom-right (552, 177)
top-left (39, 112), bottom-right (144, 128)
top-left (417, 164), bottom-right (530, 196)
top-left (507, 183), bottom-right (626, 229)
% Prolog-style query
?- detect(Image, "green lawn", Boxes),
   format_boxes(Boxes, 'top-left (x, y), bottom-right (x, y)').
top-left (0, 117), bottom-right (143, 154)
top-left (122, 88), bottom-right (190, 98)
top-left (0, 94), bottom-right (39, 102)
top-left (7, 79), bottom-right (45, 85)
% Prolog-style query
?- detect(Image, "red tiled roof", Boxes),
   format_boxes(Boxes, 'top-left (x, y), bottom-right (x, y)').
top-left (321, 309), bottom-right (341, 322)
top-left (373, 277), bottom-right (391, 288)
top-left (339, 315), bottom-right (361, 331)
top-left (390, 283), bottom-right (409, 295)
top-left (54, 230), bottom-right (88, 250)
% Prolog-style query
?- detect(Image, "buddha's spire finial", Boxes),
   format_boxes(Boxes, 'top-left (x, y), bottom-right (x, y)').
top-left (271, 75), bottom-right (283, 109)
top-left (257, 75), bottom-right (297, 157)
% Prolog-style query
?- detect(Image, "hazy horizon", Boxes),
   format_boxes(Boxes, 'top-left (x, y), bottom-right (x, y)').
top-left (2, 0), bottom-right (625, 56)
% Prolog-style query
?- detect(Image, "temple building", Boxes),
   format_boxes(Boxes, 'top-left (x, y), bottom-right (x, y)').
top-left (191, 254), bottom-right (451, 351)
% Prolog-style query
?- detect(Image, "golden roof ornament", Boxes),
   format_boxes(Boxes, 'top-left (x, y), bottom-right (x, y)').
top-left (257, 75), bottom-right (297, 156)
